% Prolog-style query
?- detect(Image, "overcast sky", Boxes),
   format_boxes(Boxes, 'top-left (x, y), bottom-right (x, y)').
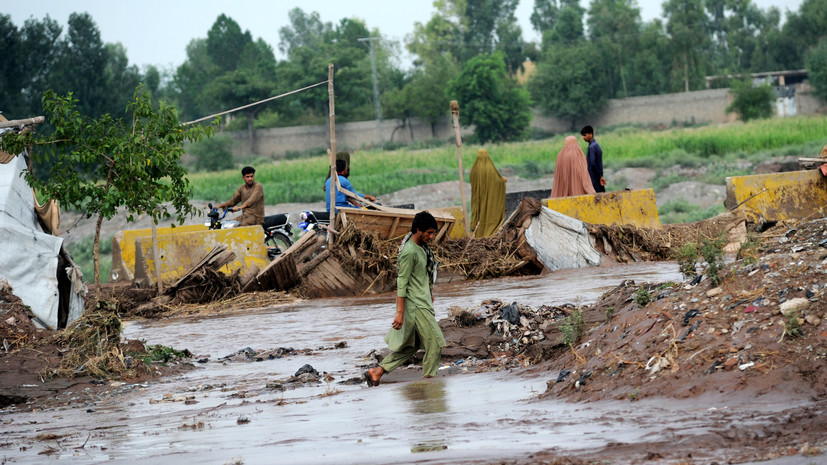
top-left (4, 0), bottom-right (803, 71)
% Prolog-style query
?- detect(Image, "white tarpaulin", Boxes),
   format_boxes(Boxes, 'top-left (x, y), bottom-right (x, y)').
top-left (0, 142), bottom-right (84, 329)
top-left (524, 206), bottom-right (601, 271)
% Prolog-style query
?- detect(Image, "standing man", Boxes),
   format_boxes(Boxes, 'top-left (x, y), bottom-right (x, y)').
top-left (581, 125), bottom-right (606, 193)
top-left (365, 211), bottom-right (445, 386)
top-left (216, 166), bottom-right (264, 226)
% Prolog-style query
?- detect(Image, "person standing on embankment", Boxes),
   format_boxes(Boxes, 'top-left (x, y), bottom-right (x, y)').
top-left (581, 125), bottom-right (606, 193)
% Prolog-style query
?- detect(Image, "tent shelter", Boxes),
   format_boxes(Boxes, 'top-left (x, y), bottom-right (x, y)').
top-left (0, 121), bottom-right (85, 329)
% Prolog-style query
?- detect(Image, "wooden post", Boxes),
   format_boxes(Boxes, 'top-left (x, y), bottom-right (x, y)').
top-left (151, 221), bottom-right (163, 294)
top-left (450, 100), bottom-right (471, 236)
top-left (328, 64), bottom-right (337, 248)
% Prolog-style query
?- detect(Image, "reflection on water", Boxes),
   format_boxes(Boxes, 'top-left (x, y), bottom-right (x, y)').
top-left (401, 380), bottom-right (449, 453)
top-left (401, 380), bottom-right (448, 415)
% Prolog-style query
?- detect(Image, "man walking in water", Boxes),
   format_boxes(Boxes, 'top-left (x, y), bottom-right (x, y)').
top-left (581, 125), bottom-right (606, 193)
top-left (365, 211), bottom-right (445, 386)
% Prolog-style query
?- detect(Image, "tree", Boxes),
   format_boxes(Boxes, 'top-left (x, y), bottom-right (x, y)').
top-left (51, 12), bottom-right (109, 116)
top-left (726, 79), bottom-right (773, 121)
top-left (447, 52), bottom-right (532, 143)
top-left (779, 0), bottom-right (827, 70)
top-left (624, 20), bottom-right (672, 96)
top-left (805, 38), bottom-right (827, 102)
top-left (18, 16), bottom-right (63, 118)
top-left (529, 43), bottom-right (607, 129)
top-left (0, 86), bottom-right (214, 284)
top-left (103, 43), bottom-right (142, 113)
top-left (663, 0), bottom-right (709, 92)
top-left (530, 0), bottom-right (560, 35)
top-left (587, 0), bottom-right (641, 98)
top-left (173, 38), bottom-right (221, 122)
top-left (0, 14), bottom-right (24, 116)
top-left (206, 14), bottom-right (252, 73)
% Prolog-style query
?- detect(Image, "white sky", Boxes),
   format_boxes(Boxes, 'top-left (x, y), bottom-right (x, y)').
top-left (4, 0), bottom-right (803, 71)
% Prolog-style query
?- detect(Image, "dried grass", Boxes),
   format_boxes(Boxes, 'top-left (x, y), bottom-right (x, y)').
top-left (38, 299), bottom-right (136, 380)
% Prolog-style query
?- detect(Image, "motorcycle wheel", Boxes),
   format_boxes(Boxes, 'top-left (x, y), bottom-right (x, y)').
top-left (265, 231), bottom-right (293, 260)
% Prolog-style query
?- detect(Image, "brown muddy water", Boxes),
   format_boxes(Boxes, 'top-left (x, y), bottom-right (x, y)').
top-left (1, 262), bottom-right (814, 464)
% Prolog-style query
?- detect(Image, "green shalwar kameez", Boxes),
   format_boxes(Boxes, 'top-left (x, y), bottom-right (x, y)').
top-left (379, 238), bottom-right (446, 377)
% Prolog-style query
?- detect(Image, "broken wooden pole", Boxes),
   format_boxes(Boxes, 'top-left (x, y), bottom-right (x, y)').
top-left (328, 63), bottom-right (337, 248)
top-left (450, 100), bottom-right (471, 236)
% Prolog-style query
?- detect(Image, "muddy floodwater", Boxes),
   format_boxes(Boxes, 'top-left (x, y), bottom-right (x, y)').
top-left (2, 262), bottom-right (816, 464)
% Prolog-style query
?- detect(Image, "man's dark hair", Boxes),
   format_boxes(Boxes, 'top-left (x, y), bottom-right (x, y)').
top-left (580, 125), bottom-right (594, 136)
top-left (335, 159), bottom-right (347, 173)
top-left (411, 211), bottom-right (438, 233)
top-left (241, 166), bottom-right (255, 175)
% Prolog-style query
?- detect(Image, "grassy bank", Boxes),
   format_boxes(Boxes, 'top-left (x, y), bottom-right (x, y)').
top-left (189, 116), bottom-right (827, 205)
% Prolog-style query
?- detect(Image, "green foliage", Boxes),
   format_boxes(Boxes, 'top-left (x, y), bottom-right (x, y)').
top-left (627, 388), bottom-right (640, 401)
top-left (782, 311), bottom-right (803, 339)
top-left (700, 235), bottom-right (726, 285)
top-left (605, 307), bottom-right (616, 320)
top-left (658, 200), bottom-right (725, 225)
top-left (528, 42), bottom-right (607, 128)
top-left (727, 80), bottom-right (774, 122)
top-left (1, 86), bottom-right (214, 283)
top-left (673, 241), bottom-right (699, 279)
top-left (447, 52), bottom-right (533, 143)
top-left (66, 236), bottom-right (113, 284)
top-left (805, 38), bottom-right (827, 103)
top-left (634, 287), bottom-right (652, 307)
top-left (189, 134), bottom-right (234, 172)
top-left (559, 308), bottom-right (586, 346)
top-left (134, 344), bottom-right (192, 364)
top-left (737, 232), bottom-right (761, 265)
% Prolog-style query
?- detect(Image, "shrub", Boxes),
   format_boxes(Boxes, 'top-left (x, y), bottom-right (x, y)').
top-left (559, 309), bottom-right (585, 346)
top-left (726, 79), bottom-right (774, 122)
top-left (737, 232), bottom-right (761, 264)
top-left (700, 235), bottom-right (726, 285)
top-left (189, 134), bottom-right (234, 172)
top-left (634, 287), bottom-right (652, 307)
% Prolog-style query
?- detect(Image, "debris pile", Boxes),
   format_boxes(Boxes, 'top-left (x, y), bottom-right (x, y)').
top-left (438, 299), bottom-right (576, 365)
top-left (589, 210), bottom-right (747, 262)
top-left (536, 225), bottom-right (827, 401)
top-left (0, 280), bottom-right (47, 351)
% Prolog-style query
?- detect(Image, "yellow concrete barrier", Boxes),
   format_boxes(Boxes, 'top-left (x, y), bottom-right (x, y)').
top-left (429, 206), bottom-right (469, 239)
top-left (725, 169), bottom-right (827, 223)
top-left (545, 188), bottom-right (662, 229)
top-left (130, 226), bottom-right (270, 287)
top-left (109, 224), bottom-right (207, 282)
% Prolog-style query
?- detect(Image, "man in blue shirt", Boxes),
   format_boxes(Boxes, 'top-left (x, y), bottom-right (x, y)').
top-left (324, 159), bottom-right (376, 212)
top-left (581, 125), bottom-right (606, 193)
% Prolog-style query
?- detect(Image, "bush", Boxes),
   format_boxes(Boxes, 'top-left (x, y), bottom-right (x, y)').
top-left (559, 308), bottom-right (585, 346)
top-left (806, 38), bottom-right (827, 103)
top-left (634, 287), bottom-right (652, 307)
top-left (189, 134), bottom-right (234, 172)
top-left (700, 235), bottom-right (726, 285)
top-left (726, 80), bottom-right (774, 122)
top-left (673, 241), bottom-right (699, 279)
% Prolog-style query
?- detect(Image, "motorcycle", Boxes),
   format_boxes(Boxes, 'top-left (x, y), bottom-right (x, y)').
top-left (206, 203), bottom-right (294, 260)
top-left (297, 210), bottom-right (330, 234)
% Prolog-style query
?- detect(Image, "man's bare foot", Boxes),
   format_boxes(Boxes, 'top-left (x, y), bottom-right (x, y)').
top-left (365, 367), bottom-right (384, 386)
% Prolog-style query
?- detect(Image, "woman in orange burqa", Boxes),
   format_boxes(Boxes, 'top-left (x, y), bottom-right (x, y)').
top-left (470, 148), bottom-right (507, 237)
top-left (551, 136), bottom-right (597, 198)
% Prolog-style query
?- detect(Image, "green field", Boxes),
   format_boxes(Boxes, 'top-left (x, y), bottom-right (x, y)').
top-left (189, 116), bottom-right (827, 208)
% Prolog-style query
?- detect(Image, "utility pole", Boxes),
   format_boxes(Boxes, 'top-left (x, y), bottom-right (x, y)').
top-left (358, 36), bottom-right (383, 145)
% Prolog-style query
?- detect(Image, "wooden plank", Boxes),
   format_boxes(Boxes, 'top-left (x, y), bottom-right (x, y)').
top-left (297, 249), bottom-right (331, 277)
top-left (435, 221), bottom-right (450, 242)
